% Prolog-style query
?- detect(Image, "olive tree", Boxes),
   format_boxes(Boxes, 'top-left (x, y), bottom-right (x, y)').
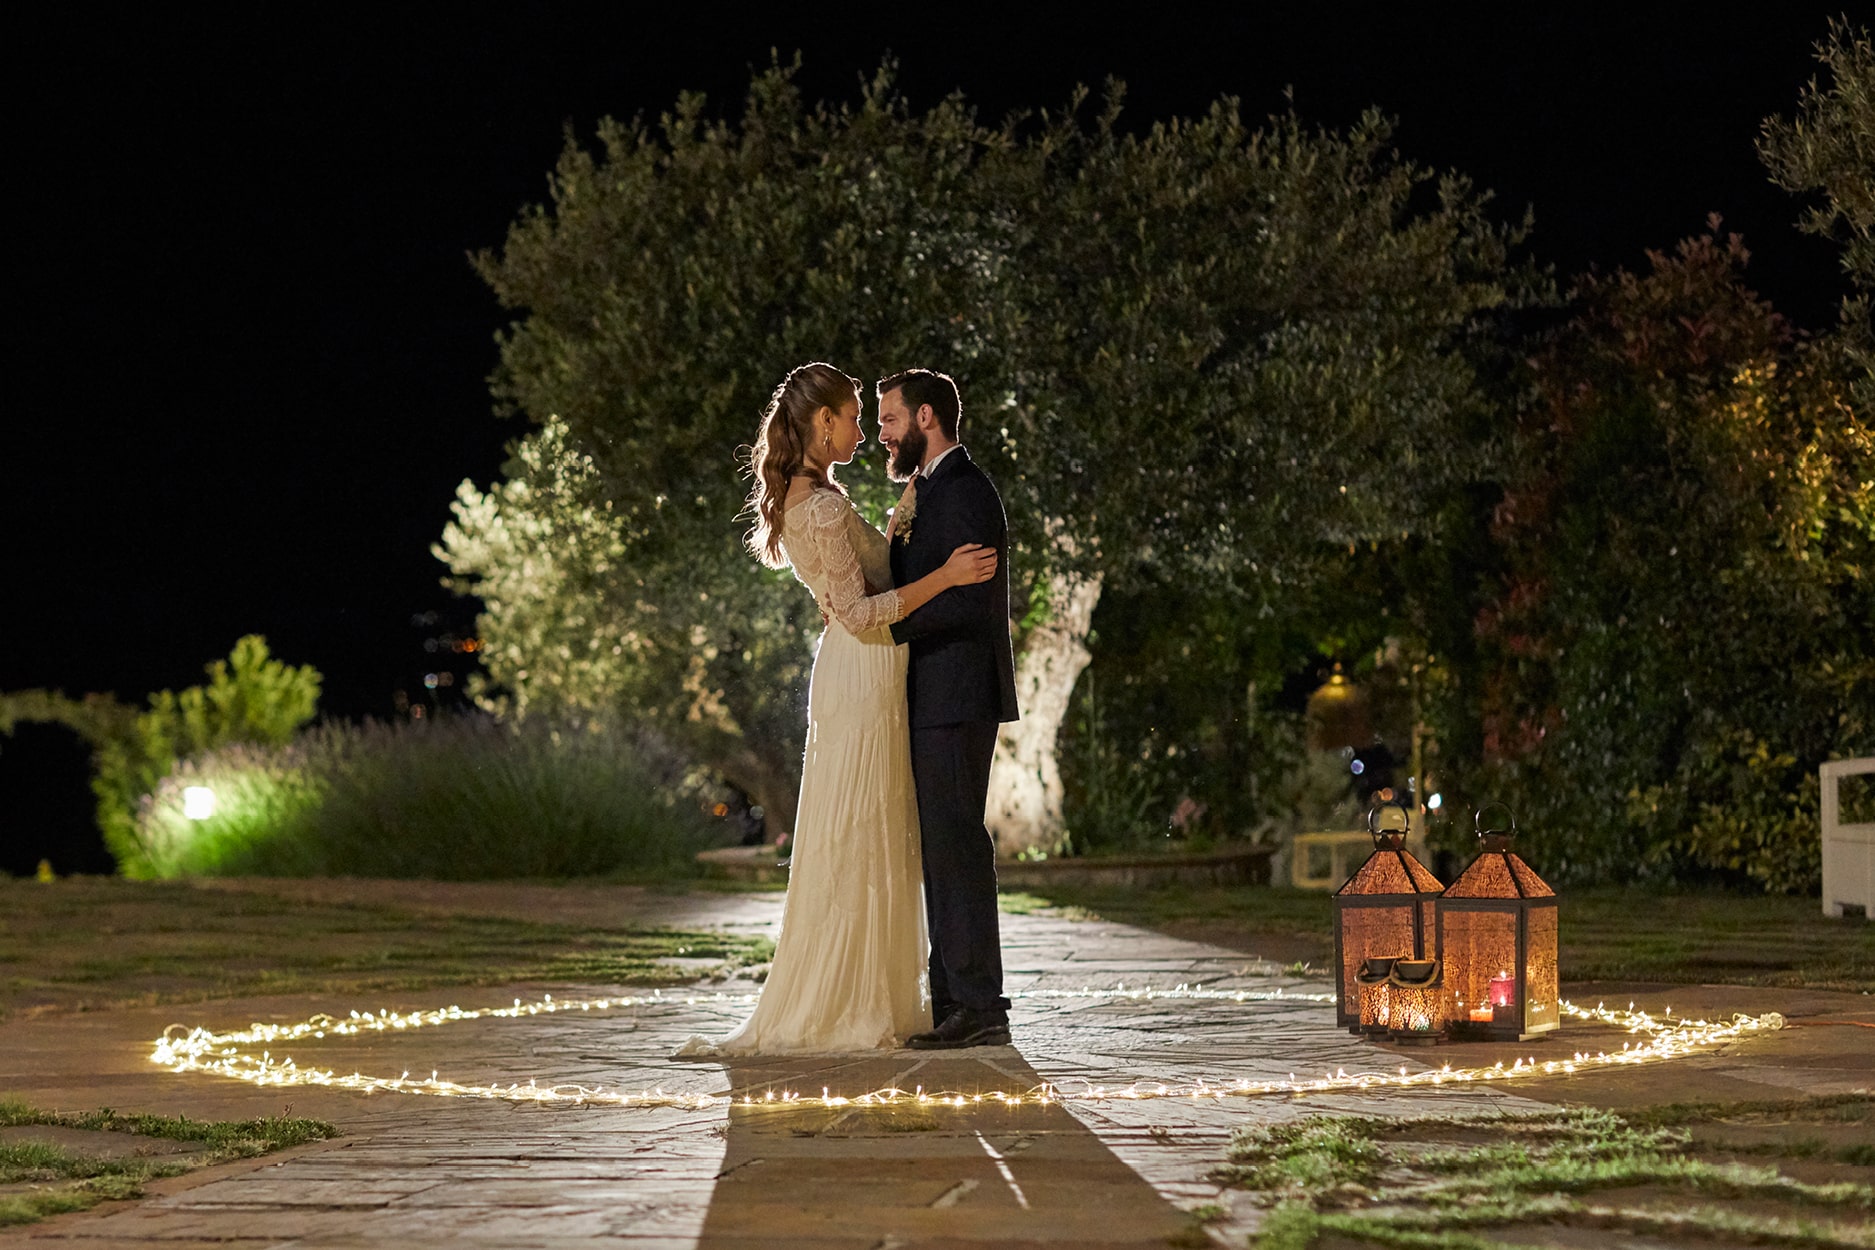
top-left (441, 67), bottom-right (1018, 832)
top-left (1758, 17), bottom-right (1874, 407)
top-left (970, 95), bottom-right (1528, 850)
top-left (443, 64), bottom-right (1529, 851)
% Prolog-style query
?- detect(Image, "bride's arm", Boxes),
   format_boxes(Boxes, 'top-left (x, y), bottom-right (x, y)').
top-left (807, 495), bottom-right (995, 633)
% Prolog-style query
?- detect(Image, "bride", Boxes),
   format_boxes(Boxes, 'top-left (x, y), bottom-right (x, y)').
top-left (678, 362), bottom-right (996, 1055)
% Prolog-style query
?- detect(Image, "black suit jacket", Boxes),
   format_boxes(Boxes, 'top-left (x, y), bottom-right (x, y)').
top-left (888, 446), bottom-right (1020, 728)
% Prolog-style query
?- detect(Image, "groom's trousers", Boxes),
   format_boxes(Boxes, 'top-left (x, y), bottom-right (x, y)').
top-left (912, 719), bottom-right (1011, 1016)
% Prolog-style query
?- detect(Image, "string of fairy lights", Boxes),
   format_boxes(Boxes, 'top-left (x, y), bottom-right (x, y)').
top-left (148, 987), bottom-right (1786, 1111)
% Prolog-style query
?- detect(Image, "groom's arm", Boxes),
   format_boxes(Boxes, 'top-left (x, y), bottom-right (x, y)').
top-left (890, 475), bottom-right (1006, 645)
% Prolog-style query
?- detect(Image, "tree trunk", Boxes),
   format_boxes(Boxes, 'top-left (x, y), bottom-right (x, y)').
top-left (987, 568), bottom-right (1103, 858)
top-left (722, 746), bottom-right (800, 845)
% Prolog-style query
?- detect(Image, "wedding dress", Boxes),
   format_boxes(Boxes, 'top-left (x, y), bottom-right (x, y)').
top-left (676, 488), bottom-right (929, 1054)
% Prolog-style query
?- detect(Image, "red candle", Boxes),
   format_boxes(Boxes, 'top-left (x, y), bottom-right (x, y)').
top-left (1488, 971), bottom-right (1515, 1008)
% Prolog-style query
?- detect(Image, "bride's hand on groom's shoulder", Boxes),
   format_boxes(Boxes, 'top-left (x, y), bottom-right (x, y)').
top-left (943, 543), bottom-right (997, 587)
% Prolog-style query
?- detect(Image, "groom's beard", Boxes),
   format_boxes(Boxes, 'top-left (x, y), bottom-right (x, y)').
top-left (888, 426), bottom-right (928, 482)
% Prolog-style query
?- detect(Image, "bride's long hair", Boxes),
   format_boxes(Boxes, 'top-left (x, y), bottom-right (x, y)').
top-left (744, 361), bottom-right (862, 569)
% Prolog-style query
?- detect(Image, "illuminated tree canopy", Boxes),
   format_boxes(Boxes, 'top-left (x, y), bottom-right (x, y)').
top-left (444, 63), bottom-right (1532, 844)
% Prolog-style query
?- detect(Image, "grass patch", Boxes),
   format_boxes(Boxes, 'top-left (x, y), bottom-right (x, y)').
top-left (2, 1137), bottom-right (180, 1184)
top-left (0, 1100), bottom-right (341, 1156)
top-left (1215, 1114), bottom-right (1388, 1193)
top-left (1012, 882), bottom-right (1875, 990)
top-left (996, 890), bottom-right (1098, 921)
top-left (0, 877), bottom-right (773, 1021)
top-left (872, 1110), bottom-right (942, 1133)
top-left (0, 1187), bottom-right (106, 1229)
top-left (1294, 1199), bottom-right (1867, 1249)
top-left (996, 891), bottom-right (1055, 915)
top-left (0, 1098), bottom-right (338, 1228)
top-left (1219, 1096), bottom-right (1874, 1249)
top-left (1622, 1091), bottom-right (1875, 1131)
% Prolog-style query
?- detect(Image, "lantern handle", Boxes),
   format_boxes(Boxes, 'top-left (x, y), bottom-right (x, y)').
top-left (1473, 802), bottom-right (1518, 840)
top-left (1367, 800), bottom-right (1411, 846)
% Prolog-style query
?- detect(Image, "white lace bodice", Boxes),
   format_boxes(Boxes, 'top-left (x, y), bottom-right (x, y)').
top-left (781, 490), bottom-right (901, 635)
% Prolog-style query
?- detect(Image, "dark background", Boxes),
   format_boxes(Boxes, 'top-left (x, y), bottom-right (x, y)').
top-left (4, 9), bottom-right (1854, 873)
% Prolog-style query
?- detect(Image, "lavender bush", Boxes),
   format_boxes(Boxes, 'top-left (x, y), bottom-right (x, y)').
top-left (134, 716), bottom-right (724, 879)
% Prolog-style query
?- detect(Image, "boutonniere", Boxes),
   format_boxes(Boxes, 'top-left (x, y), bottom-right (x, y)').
top-left (889, 481), bottom-right (919, 546)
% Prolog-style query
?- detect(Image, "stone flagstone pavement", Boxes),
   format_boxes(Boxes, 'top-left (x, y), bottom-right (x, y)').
top-left (2, 885), bottom-right (1865, 1249)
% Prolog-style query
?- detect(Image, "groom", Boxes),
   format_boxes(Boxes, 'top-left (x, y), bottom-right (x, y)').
top-left (878, 368), bottom-right (1020, 1050)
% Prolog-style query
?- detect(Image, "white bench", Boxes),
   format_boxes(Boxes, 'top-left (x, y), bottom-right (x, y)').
top-left (1821, 758), bottom-right (1875, 920)
top-left (1291, 828), bottom-right (1433, 891)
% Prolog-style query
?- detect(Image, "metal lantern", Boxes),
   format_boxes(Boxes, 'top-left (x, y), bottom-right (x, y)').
top-left (1306, 664), bottom-right (1372, 752)
top-left (1440, 805), bottom-right (1560, 1041)
top-left (1384, 958), bottom-right (1447, 1043)
top-left (1333, 805), bottom-right (1445, 1032)
top-left (1352, 957), bottom-right (1398, 1033)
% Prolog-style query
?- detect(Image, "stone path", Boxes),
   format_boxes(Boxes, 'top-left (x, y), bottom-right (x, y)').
top-left (2, 886), bottom-right (1866, 1248)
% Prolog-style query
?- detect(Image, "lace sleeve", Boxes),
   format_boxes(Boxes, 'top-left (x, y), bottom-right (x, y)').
top-left (804, 492), bottom-right (902, 634)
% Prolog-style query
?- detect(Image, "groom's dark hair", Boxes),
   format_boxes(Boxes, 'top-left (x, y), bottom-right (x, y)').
top-left (877, 368), bottom-right (961, 440)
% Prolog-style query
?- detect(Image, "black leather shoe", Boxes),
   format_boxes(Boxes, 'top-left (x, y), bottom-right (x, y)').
top-left (906, 1007), bottom-right (1011, 1050)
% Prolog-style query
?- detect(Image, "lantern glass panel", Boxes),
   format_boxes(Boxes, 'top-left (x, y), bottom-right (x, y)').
top-left (1525, 904), bottom-right (1559, 1033)
top-left (1334, 846), bottom-right (1444, 1028)
top-left (1387, 983), bottom-right (1444, 1038)
top-left (1359, 982), bottom-right (1391, 1030)
top-left (1334, 835), bottom-right (1444, 1030)
top-left (1385, 958), bottom-right (1446, 1040)
top-left (1442, 909), bottom-right (1518, 1024)
top-left (1339, 906), bottom-right (1416, 1012)
top-left (1440, 844), bottom-right (1559, 1038)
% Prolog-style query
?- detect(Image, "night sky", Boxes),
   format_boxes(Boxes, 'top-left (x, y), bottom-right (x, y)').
top-left (4, 9), bottom-right (1854, 872)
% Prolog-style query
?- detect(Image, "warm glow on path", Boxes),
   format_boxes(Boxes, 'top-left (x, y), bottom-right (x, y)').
top-left (149, 988), bottom-right (1786, 1110)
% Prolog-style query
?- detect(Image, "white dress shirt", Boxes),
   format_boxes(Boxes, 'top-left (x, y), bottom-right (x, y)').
top-left (921, 443), bottom-right (963, 478)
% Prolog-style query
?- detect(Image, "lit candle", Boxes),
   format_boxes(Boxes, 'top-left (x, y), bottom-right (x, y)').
top-left (1488, 971), bottom-right (1515, 1008)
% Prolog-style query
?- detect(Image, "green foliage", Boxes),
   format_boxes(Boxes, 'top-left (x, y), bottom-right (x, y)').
top-left (1633, 734), bottom-right (1827, 894)
top-left (90, 635), bottom-right (321, 877)
top-left (1, 637), bottom-right (322, 878)
top-left (1057, 574), bottom-right (1425, 855)
top-left (1759, 16), bottom-right (1875, 444)
top-left (0, 689), bottom-right (137, 750)
top-left (1759, 18), bottom-right (1875, 291)
top-left (1451, 229), bottom-right (1874, 886)
top-left (1061, 674), bottom-right (1164, 854)
top-left (445, 60), bottom-right (1533, 833)
top-left (129, 715), bottom-right (723, 879)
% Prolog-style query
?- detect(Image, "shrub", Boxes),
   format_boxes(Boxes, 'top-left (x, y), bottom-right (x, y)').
top-left (1059, 674), bottom-right (1166, 856)
top-left (1453, 232), bottom-right (1873, 887)
top-left (0, 637), bottom-right (321, 878)
top-left (134, 716), bottom-right (725, 880)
